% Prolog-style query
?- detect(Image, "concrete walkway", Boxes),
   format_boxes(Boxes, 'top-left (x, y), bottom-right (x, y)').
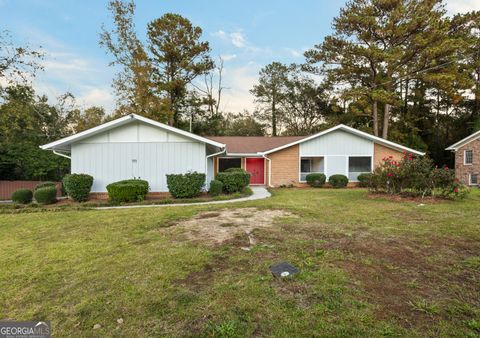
top-left (94, 186), bottom-right (271, 210)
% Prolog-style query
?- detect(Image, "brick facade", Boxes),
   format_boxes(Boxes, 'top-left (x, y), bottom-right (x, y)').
top-left (373, 143), bottom-right (404, 169)
top-left (267, 145), bottom-right (301, 186)
top-left (454, 138), bottom-right (480, 186)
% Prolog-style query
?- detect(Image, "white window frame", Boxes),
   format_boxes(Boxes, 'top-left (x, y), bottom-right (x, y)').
top-left (298, 156), bottom-right (325, 183)
top-left (347, 156), bottom-right (373, 182)
top-left (464, 150), bottom-right (473, 165)
top-left (217, 157), bottom-right (242, 173)
top-left (469, 173), bottom-right (478, 186)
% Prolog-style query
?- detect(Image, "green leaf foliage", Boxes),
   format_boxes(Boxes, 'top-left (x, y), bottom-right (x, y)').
top-left (208, 179), bottom-right (223, 197)
top-left (107, 179), bottom-right (149, 203)
top-left (166, 172), bottom-right (205, 198)
top-left (63, 174), bottom-right (94, 202)
top-left (329, 174), bottom-right (349, 188)
top-left (11, 189), bottom-right (33, 204)
top-left (33, 186), bottom-right (57, 205)
top-left (306, 173), bottom-right (326, 187)
top-left (34, 181), bottom-right (56, 191)
top-left (216, 169), bottom-right (250, 193)
top-left (357, 173), bottom-right (373, 188)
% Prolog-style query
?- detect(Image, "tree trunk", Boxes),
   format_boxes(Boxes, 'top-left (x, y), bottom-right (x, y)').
top-left (373, 101), bottom-right (378, 136)
top-left (272, 100), bottom-right (277, 136)
top-left (382, 103), bottom-right (390, 139)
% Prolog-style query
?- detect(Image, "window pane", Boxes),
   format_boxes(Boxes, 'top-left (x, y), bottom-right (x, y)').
top-left (465, 150), bottom-right (473, 164)
top-left (301, 159), bottom-right (311, 173)
top-left (471, 174), bottom-right (478, 185)
top-left (218, 158), bottom-right (241, 172)
top-left (348, 157), bottom-right (371, 172)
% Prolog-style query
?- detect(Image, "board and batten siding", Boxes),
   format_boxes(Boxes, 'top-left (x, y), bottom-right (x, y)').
top-left (299, 130), bottom-right (374, 179)
top-left (71, 121), bottom-right (206, 192)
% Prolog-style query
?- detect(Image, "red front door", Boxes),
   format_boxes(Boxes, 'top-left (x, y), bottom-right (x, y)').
top-left (246, 158), bottom-right (265, 185)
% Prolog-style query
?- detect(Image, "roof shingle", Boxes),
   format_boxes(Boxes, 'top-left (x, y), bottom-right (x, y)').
top-left (206, 136), bottom-right (306, 153)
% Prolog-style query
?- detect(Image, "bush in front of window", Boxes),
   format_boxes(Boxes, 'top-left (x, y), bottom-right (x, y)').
top-left (34, 186), bottom-right (57, 204)
top-left (34, 181), bottom-right (57, 191)
top-left (328, 174), bottom-right (349, 188)
top-left (306, 173), bottom-right (326, 187)
top-left (208, 179), bottom-right (223, 196)
top-left (63, 174), bottom-right (94, 202)
top-left (216, 169), bottom-right (250, 193)
top-left (166, 172), bottom-right (205, 198)
top-left (357, 173), bottom-right (373, 187)
top-left (107, 179), bottom-right (150, 202)
top-left (11, 188), bottom-right (33, 204)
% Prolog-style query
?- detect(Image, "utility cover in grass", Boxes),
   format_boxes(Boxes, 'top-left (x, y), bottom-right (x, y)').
top-left (269, 262), bottom-right (299, 278)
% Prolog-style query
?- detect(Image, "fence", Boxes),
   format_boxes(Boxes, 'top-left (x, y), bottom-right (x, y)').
top-left (0, 181), bottom-right (62, 200)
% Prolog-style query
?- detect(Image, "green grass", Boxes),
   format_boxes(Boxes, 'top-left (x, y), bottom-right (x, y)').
top-left (0, 188), bottom-right (479, 337)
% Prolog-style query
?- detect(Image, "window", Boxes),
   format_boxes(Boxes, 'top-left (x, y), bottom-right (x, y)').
top-left (465, 150), bottom-right (473, 165)
top-left (470, 173), bottom-right (478, 185)
top-left (348, 157), bottom-right (372, 181)
top-left (218, 158), bottom-right (241, 172)
top-left (301, 159), bottom-right (312, 173)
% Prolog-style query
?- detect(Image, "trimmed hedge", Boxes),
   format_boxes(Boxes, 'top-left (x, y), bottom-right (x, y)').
top-left (11, 189), bottom-right (33, 204)
top-left (224, 168), bottom-right (245, 173)
top-left (216, 169), bottom-right (250, 193)
top-left (35, 181), bottom-right (56, 191)
top-left (63, 174), bottom-right (94, 202)
top-left (209, 179), bottom-right (223, 196)
top-left (166, 172), bottom-right (205, 198)
top-left (329, 174), bottom-right (349, 188)
top-left (34, 186), bottom-right (57, 204)
top-left (357, 173), bottom-right (372, 187)
top-left (306, 173), bottom-right (326, 187)
top-left (107, 179), bottom-right (149, 202)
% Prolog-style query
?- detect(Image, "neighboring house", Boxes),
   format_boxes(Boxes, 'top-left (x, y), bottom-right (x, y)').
top-left (446, 130), bottom-right (480, 187)
top-left (41, 114), bottom-right (424, 193)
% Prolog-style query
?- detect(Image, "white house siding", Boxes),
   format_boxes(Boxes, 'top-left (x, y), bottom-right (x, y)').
top-left (299, 130), bottom-right (374, 179)
top-left (70, 121), bottom-right (207, 192)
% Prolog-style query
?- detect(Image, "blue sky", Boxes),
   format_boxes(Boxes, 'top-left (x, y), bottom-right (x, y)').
top-left (0, 0), bottom-right (477, 114)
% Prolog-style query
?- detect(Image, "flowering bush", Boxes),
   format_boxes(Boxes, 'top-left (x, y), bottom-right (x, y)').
top-left (368, 152), bottom-right (468, 199)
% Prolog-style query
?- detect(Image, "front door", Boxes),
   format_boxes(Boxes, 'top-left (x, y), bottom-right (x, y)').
top-left (246, 158), bottom-right (265, 185)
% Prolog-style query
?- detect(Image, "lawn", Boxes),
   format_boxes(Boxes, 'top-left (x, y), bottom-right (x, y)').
top-left (0, 188), bottom-right (479, 337)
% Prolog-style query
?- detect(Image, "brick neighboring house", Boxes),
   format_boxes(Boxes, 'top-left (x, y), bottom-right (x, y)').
top-left (446, 130), bottom-right (480, 187)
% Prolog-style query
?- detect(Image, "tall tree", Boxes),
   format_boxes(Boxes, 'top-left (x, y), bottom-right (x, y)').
top-left (147, 13), bottom-right (214, 126)
top-left (250, 62), bottom-right (289, 136)
top-left (305, 0), bottom-right (461, 139)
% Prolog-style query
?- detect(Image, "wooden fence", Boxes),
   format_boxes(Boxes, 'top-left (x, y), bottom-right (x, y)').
top-left (0, 181), bottom-right (62, 200)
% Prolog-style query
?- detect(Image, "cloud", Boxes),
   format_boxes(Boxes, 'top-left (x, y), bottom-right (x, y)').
top-left (220, 62), bottom-right (259, 113)
top-left (230, 31), bottom-right (246, 48)
top-left (285, 48), bottom-right (303, 58)
top-left (212, 30), bottom-right (227, 39)
top-left (445, 0), bottom-right (479, 14)
top-left (220, 53), bottom-right (237, 61)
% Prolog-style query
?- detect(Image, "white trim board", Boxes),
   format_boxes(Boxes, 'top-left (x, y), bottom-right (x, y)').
top-left (41, 114), bottom-right (225, 151)
top-left (446, 130), bottom-right (480, 151)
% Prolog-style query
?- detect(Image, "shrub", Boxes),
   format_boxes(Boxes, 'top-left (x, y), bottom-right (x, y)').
top-left (166, 172), bottom-right (205, 198)
top-left (11, 189), bottom-right (33, 204)
top-left (34, 186), bottom-right (57, 204)
top-left (224, 167), bottom-right (244, 173)
top-left (306, 173), bottom-right (326, 187)
top-left (329, 174), bottom-right (349, 188)
top-left (209, 179), bottom-right (223, 196)
top-left (357, 173), bottom-right (373, 188)
top-left (216, 169), bottom-right (250, 193)
top-left (107, 179), bottom-right (149, 202)
top-left (34, 181), bottom-right (56, 191)
top-left (63, 174), bottom-right (94, 202)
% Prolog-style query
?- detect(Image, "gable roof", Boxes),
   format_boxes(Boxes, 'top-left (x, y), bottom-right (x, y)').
top-left (40, 113), bottom-right (225, 151)
top-left (260, 124), bottom-right (425, 155)
top-left (446, 130), bottom-right (480, 151)
top-left (206, 136), bottom-right (306, 154)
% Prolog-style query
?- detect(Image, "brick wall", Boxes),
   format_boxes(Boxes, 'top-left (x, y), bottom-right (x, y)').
top-left (373, 143), bottom-right (404, 169)
top-left (454, 138), bottom-right (480, 186)
top-left (268, 145), bottom-right (300, 187)
top-left (0, 181), bottom-right (62, 200)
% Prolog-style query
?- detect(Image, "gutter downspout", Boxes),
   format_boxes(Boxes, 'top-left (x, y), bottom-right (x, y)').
top-left (260, 152), bottom-right (273, 188)
top-left (205, 146), bottom-right (226, 188)
top-left (52, 150), bottom-right (71, 159)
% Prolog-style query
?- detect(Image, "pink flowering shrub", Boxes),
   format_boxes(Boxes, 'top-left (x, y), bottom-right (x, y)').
top-left (368, 152), bottom-right (468, 199)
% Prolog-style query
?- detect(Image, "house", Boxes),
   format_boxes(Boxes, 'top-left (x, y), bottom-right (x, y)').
top-left (41, 114), bottom-right (424, 194)
top-left (446, 130), bottom-right (480, 186)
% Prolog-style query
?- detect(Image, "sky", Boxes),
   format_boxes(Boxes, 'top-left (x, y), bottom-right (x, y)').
top-left (0, 0), bottom-right (478, 114)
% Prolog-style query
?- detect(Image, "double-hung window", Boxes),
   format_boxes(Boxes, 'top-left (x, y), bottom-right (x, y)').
top-left (465, 150), bottom-right (473, 165)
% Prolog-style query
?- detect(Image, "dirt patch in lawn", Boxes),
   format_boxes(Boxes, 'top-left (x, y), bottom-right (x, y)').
top-left (323, 233), bottom-right (480, 329)
top-left (170, 208), bottom-right (296, 246)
